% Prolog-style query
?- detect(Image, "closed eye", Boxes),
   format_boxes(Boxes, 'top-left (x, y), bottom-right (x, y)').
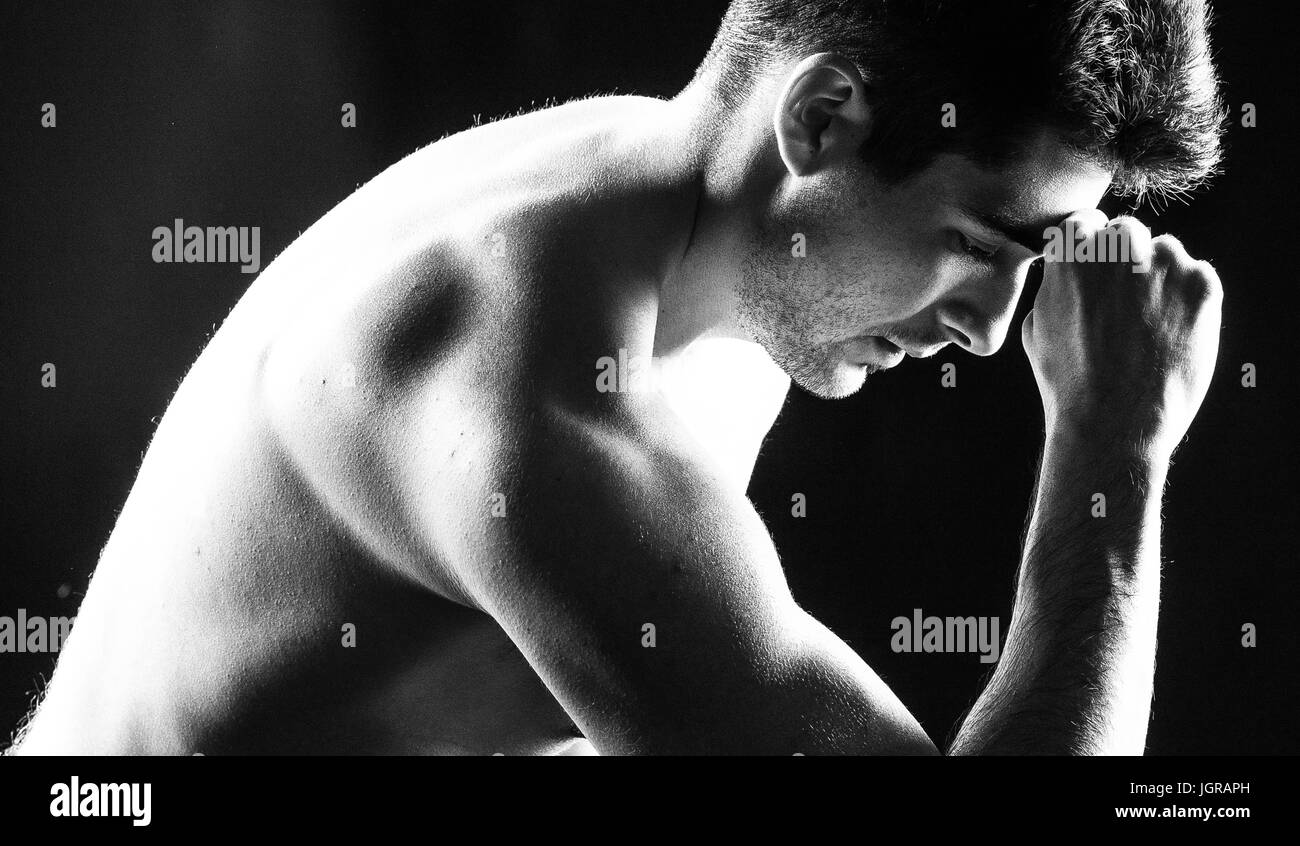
top-left (951, 230), bottom-right (999, 264)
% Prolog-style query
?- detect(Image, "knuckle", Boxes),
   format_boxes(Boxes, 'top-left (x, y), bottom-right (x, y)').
top-left (1152, 233), bottom-right (1190, 261)
top-left (1106, 216), bottom-right (1152, 265)
top-left (1062, 208), bottom-right (1108, 233)
top-left (1106, 214), bottom-right (1147, 235)
top-left (1195, 260), bottom-right (1224, 301)
top-left (1064, 208), bottom-right (1104, 221)
top-left (1195, 258), bottom-right (1221, 282)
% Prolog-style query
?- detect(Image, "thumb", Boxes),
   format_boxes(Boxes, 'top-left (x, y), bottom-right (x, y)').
top-left (1020, 309), bottom-right (1035, 353)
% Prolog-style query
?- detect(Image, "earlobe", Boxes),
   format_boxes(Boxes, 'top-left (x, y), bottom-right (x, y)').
top-left (772, 53), bottom-right (871, 178)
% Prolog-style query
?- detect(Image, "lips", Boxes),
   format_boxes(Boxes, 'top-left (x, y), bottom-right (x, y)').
top-left (844, 335), bottom-right (907, 368)
top-left (864, 336), bottom-right (906, 367)
top-left (884, 334), bottom-right (952, 358)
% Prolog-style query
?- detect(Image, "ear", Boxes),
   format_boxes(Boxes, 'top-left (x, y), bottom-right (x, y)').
top-left (772, 53), bottom-right (871, 177)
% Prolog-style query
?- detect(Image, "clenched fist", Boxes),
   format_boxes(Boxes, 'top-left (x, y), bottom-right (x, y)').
top-left (1023, 210), bottom-right (1222, 458)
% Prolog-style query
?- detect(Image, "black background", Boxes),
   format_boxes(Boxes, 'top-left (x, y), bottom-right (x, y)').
top-left (1, 1), bottom-right (1295, 754)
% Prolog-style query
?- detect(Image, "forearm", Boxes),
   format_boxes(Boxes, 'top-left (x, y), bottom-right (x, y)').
top-left (948, 426), bottom-right (1167, 755)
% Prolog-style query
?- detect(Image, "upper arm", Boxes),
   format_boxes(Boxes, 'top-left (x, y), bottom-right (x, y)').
top-left (409, 392), bottom-right (937, 755)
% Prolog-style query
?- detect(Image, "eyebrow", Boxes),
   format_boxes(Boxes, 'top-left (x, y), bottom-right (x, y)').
top-left (957, 203), bottom-right (1059, 256)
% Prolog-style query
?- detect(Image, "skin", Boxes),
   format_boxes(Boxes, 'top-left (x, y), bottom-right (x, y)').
top-left (7, 52), bottom-right (1220, 755)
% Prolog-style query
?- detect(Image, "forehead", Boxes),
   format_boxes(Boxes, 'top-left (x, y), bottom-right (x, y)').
top-left (898, 130), bottom-right (1114, 233)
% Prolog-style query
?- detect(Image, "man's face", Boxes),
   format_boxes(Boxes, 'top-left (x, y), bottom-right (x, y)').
top-left (736, 130), bottom-right (1113, 398)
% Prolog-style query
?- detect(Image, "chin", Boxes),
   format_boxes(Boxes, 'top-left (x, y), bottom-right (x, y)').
top-left (792, 360), bottom-right (872, 400)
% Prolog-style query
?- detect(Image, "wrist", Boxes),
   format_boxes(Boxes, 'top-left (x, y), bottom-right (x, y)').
top-left (1044, 408), bottom-right (1174, 472)
top-left (1035, 426), bottom-right (1168, 583)
top-left (1040, 419), bottom-right (1171, 518)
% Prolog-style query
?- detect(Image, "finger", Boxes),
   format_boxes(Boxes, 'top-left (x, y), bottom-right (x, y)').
top-left (1152, 233), bottom-right (1194, 269)
top-left (1151, 234), bottom-right (1200, 304)
top-left (1040, 208), bottom-right (1109, 298)
top-left (1104, 215), bottom-right (1153, 273)
top-left (1039, 208), bottom-right (1108, 315)
top-left (1194, 259), bottom-right (1224, 306)
top-left (1064, 207), bottom-right (1110, 232)
top-left (1048, 208), bottom-right (1110, 259)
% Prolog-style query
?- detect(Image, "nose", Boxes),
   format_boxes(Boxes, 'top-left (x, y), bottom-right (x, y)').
top-left (936, 261), bottom-right (1033, 356)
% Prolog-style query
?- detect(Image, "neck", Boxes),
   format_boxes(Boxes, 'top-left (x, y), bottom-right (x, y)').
top-left (653, 80), bottom-right (775, 352)
top-left (643, 82), bottom-right (792, 493)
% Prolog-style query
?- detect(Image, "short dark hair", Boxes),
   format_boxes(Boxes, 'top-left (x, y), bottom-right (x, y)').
top-left (697, 0), bottom-right (1227, 203)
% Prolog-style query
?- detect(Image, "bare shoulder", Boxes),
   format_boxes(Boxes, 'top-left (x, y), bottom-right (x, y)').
top-left (253, 95), bottom-right (696, 597)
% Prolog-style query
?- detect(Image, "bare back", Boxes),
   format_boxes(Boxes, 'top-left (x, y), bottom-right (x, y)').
top-left (16, 96), bottom-right (693, 755)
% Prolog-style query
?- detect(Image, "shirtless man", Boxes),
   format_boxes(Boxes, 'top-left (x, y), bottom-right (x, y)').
top-left (8, 0), bottom-right (1225, 755)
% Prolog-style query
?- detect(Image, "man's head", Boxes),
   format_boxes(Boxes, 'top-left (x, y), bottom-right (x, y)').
top-left (694, 0), bottom-right (1226, 398)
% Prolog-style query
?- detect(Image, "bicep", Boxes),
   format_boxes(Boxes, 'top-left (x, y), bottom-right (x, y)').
top-left (432, 400), bottom-right (937, 755)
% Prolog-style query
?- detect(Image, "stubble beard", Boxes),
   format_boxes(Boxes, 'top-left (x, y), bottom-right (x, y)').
top-left (735, 230), bottom-right (881, 400)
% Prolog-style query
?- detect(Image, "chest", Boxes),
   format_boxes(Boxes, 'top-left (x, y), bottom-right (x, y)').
top-left (648, 337), bottom-right (790, 493)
